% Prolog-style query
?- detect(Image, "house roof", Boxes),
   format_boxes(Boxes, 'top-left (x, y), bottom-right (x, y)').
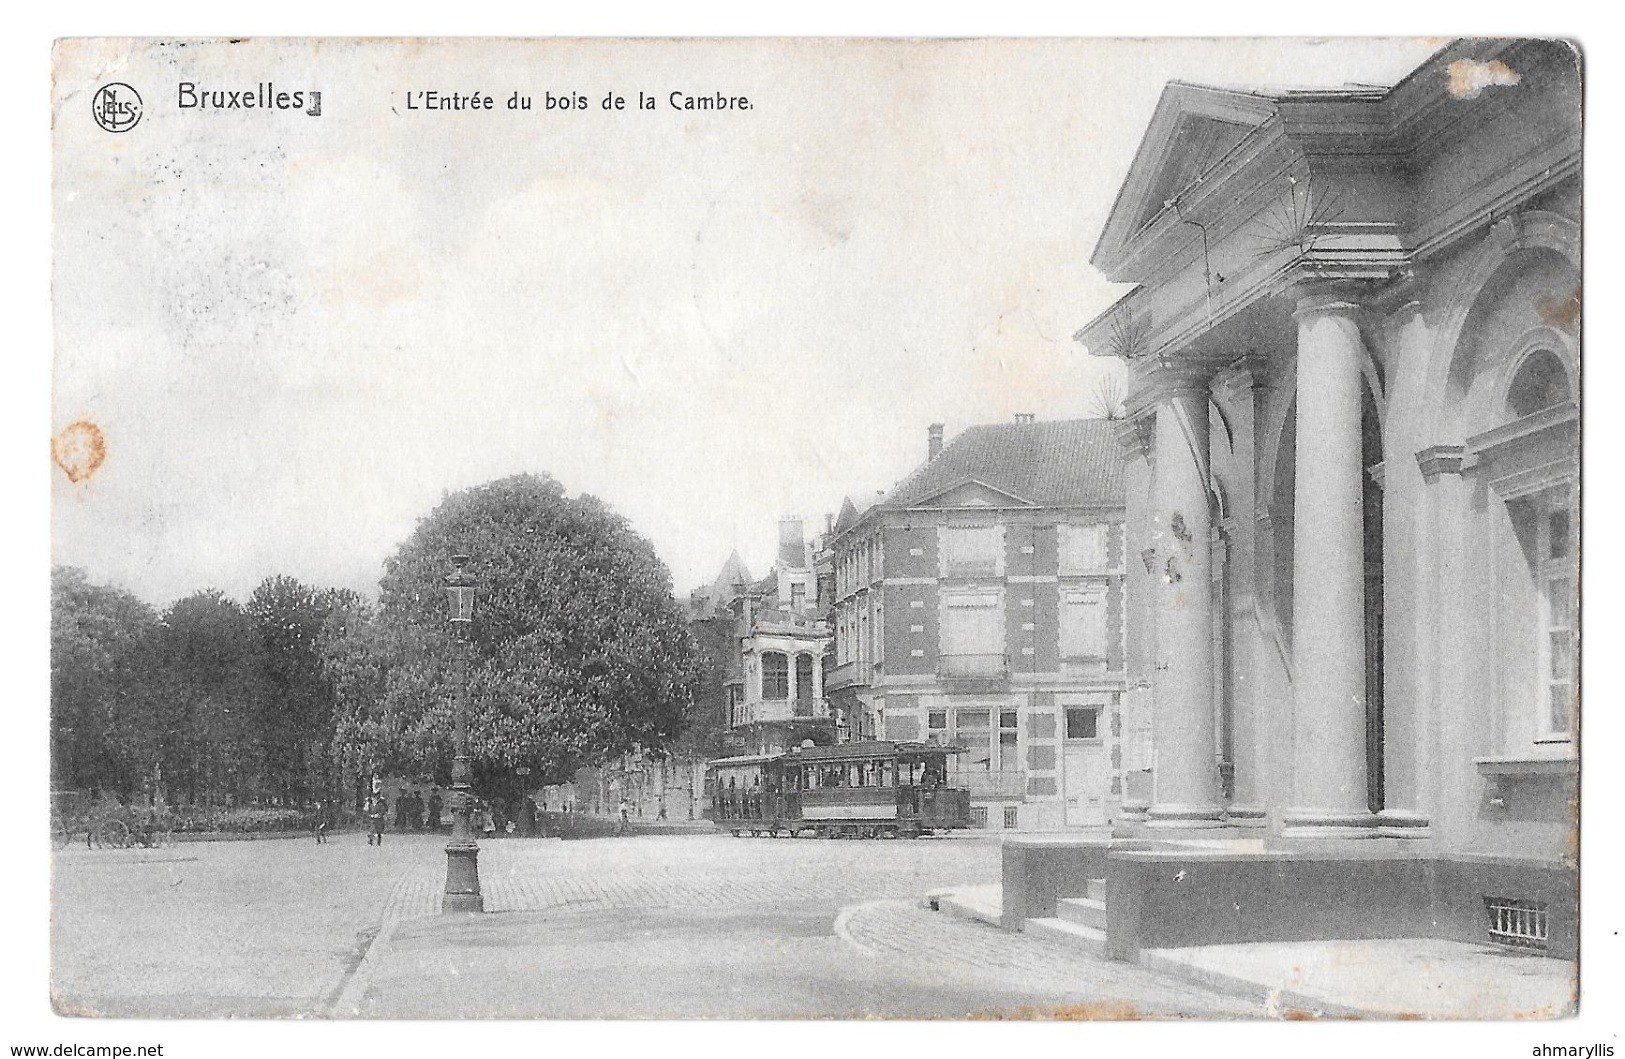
top-left (874, 418), bottom-right (1125, 514)
top-left (832, 494), bottom-right (876, 535)
top-left (709, 550), bottom-right (753, 601)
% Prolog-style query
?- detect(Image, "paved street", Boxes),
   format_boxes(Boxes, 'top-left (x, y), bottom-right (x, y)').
top-left (51, 831), bottom-right (1261, 1019)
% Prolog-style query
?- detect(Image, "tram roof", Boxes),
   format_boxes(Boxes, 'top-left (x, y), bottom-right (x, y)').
top-left (708, 741), bottom-right (967, 769)
top-left (785, 740), bottom-right (966, 762)
top-left (705, 753), bottom-right (780, 768)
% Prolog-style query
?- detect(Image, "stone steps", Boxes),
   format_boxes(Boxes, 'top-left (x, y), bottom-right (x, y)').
top-left (1056, 896), bottom-right (1108, 931)
top-left (1023, 916), bottom-right (1107, 957)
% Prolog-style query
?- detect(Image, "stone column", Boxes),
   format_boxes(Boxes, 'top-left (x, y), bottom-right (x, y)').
top-left (1212, 355), bottom-right (1273, 827)
top-left (1283, 287), bottom-right (1378, 838)
top-left (1145, 364), bottom-right (1224, 829)
top-left (1112, 415), bottom-right (1155, 830)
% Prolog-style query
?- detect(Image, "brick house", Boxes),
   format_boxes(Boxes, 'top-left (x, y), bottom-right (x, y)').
top-left (825, 417), bottom-right (1128, 830)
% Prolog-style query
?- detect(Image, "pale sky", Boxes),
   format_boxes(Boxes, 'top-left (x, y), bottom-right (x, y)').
top-left (52, 37), bottom-right (1444, 607)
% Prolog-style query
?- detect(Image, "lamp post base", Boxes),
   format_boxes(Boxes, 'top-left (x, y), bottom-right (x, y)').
top-left (442, 841), bottom-right (483, 914)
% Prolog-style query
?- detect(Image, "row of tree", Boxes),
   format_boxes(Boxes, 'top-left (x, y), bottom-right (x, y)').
top-left (51, 474), bottom-right (710, 809)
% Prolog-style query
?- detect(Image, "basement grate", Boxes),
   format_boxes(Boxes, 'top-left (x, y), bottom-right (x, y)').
top-left (1484, 897), bottom-right (1549, 951)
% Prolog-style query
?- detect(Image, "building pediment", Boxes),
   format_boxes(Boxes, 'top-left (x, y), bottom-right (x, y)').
top-left (909, 477), bottom-right (1036, 510)
top-left (1093, 83), bottom-right (1278, 276)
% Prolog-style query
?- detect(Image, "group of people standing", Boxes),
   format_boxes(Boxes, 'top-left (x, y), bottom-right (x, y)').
top-left (342, 786), bottom-right (551, 845)
top-left (392, 790), bottom-right (442, 832)
top-left (358, 789), bottom-right (445, 846)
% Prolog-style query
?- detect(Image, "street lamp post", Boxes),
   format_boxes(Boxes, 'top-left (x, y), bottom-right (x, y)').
top-left (442, 553), bottom-right (484, 913)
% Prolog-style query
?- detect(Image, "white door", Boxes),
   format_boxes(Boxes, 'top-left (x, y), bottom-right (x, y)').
top-left (1062, 704), bottom-right (1109, 826)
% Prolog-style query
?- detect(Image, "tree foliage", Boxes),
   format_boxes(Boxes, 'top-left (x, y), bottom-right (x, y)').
top-left (50, 568), bottom-right (161, 797)
top-left (152, 589), bottom-right (272, 804)
top-left (51, 568), bottom-right (365, 807)
top-left (325, 474), bottom-right (704, 791)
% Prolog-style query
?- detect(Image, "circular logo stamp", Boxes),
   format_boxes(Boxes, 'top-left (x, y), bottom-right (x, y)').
top-left (92, 83), bottom-right (143, 133)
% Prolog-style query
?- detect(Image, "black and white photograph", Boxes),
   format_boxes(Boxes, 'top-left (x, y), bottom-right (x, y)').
top-left (27, 25), bottom-right (1607, 1054)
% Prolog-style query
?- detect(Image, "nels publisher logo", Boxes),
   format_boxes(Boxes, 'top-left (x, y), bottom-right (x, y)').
top-left (92, 83), bottom-right (143, 133)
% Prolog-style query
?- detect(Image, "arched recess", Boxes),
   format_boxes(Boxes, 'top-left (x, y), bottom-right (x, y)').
top-left (1420, 209), bottom-right (1580, 440)
top-left (1427, 224), bottom-right (1580, 757)
top-left (1255, 361), bottom-right (1297, 676)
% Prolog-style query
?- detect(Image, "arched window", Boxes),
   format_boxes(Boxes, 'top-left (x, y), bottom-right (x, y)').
top-left (1472, 338), bottom-right (1578, 747)
top-left (761, 652), bottom-right (789, 700)
top-left (1506, 349), bottom-right (1572, 419)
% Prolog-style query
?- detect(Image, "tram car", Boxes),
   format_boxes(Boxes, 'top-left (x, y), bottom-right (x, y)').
top-left (706, 740), bottom-right (972, 839)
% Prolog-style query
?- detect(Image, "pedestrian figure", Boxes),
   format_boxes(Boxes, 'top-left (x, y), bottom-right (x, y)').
top-left (617, 797), bottom-right (631, 836)
top-left (314, 799), bottom-right (330, 845)
top-left (367, 793), bottom-right (388, 846)
top-left (427, 791), bottom-right (443, 832)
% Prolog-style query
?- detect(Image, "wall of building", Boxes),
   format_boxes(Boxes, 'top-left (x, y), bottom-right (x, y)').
top-left (836, 506), bottom-right (1128, 830)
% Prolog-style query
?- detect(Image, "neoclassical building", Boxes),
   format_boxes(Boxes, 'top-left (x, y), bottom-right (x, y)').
top-left (1007, 39), bottom-right (1580, 960)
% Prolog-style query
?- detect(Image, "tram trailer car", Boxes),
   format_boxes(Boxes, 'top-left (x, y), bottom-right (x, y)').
top-left (706, 741), bottom-right (971, 839)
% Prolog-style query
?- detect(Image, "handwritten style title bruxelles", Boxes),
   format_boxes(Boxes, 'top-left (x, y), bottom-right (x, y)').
top-left (404, 89), bottom-right (752, 112)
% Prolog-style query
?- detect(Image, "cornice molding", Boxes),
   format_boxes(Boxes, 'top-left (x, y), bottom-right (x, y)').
top-left (1414, 444), bottom-right (1467, 481)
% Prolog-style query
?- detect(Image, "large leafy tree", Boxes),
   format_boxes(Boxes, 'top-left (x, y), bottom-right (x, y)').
top-left (50, 567), bottom-right (162, 798)
top-left (153, 590), bottom-right (274, 805)
top-left (326, 474), bottom-right (704, 793)
top-left (245, 576), bottom-right (364, 802)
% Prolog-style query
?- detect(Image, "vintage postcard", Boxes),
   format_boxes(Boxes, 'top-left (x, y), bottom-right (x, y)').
top-left (44, 34), bottom-right (1586, 1046)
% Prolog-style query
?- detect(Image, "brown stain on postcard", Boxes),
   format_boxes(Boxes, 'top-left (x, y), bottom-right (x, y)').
top-left (1536, 287), bottom-right (1581, 332)
top-left (969, 999), bottom-right (1142, 1020)
top-left (52, 420), bottom-right (106, 484)
top-left (1446, 59), bottom-right (1521, 99)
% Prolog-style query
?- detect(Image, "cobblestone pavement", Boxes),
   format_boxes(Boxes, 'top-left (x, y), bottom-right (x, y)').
top-left (386, 832), bottom-right (1004, 918)
top-left (51, 830), bottom-right (1258, 1020)
top-left (50, 831), bottom-right (997, 1017)
top-left (50, 834), bottom-right (430, 1016)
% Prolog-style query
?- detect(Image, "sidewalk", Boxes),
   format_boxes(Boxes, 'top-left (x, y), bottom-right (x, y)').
top-left (1139, 938), bottom-right (1577, 1019)
top-left (932, 885), bottom-right (1578, 1019)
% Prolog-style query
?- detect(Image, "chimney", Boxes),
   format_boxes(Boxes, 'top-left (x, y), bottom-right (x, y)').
top-left (1014, 413), bottom-right (1035, 423)
top-left (778, 517), bottom-right (806, 567)
top-left (928, 423), bottom-right (945, 460)
top-left (824, 512), bottom-right (834, 536)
